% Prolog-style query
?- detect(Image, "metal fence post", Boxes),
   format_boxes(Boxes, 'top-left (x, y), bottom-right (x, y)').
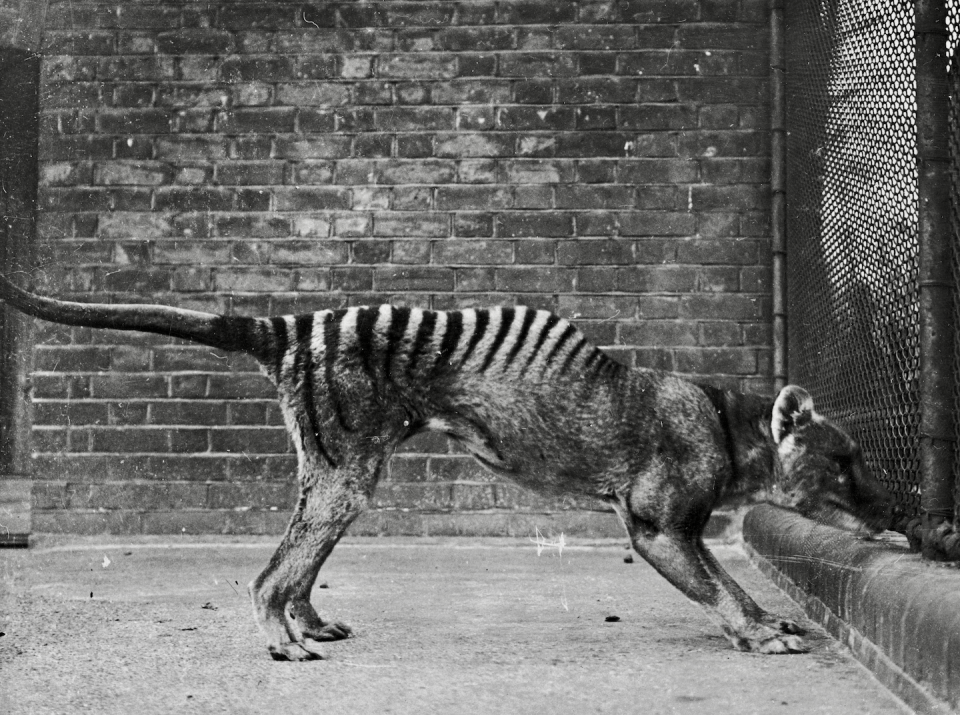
top-left (770, 0), bottom-right (788, 393)
top-left (915, 0), bottom-right (956, 557)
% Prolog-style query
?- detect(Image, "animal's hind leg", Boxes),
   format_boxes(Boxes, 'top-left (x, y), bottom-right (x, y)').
top-left (249, 461), bottom-right (376, 661)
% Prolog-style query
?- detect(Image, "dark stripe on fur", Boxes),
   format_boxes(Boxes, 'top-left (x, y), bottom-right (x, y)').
top-left (460, 309), bottom-right (489, 366)
top-left (504, 307), bottom-right (536, 370)
top-left (558, 337), bottom-right (587, 375)
top-left (583, 347), bottom-right (602, 373)
top-left (324, 309), bottom-right (352, 431)
top-left (408, 310), bottom-right (437, 377)
top-left (435, 310), bottom-right (463, 373)
top-left (603, 359), bottom-right (624, 379)
top-left (698, 384), bottom-right (737, 480)
top-left (480, 307), bottom-right (515, 373)
top-left (524, 313), bottom-right (560, 370)
top-left (269, 316), bottom-right (288, 379)
top-left (384, 306), bottom-right (411, 385)
top-left (544, 323), bottom-right (576, 368)
top-left (355, 307), bottom-right (379, 384)
top-left (295, 314), bottom-right (337, 468)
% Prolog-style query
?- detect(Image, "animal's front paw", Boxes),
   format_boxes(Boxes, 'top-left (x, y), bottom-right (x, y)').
top-left (752, 633), bottom-right (809, 654)
top-left (723, 626), bottom-right (809, 654)
top-left (761, 612), bottom-right (806, 636)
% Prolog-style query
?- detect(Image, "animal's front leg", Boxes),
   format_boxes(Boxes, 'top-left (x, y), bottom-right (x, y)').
top-left (249, 478), bottom-right (367, 661)
top-left (690, 540), bottom-right (808, 652)
top-left (622, 520), bottom-right (807, 654)
top-left (694, 543), bottom-right (806, 641)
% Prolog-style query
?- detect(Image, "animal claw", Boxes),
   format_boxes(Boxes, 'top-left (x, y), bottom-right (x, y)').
top-left (268, 641), bottom-right (325, 661)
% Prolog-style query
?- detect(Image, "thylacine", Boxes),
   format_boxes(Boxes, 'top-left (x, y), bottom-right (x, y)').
top-left (0, 273), bottom-right (894, 659)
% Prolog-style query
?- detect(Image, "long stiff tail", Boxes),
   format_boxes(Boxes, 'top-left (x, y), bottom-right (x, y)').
top-left (0, 272), bottom-right (272, 361)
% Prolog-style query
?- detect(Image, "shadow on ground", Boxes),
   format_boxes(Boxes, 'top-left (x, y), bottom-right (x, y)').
top-left (1, 536), bottom-right (909, 715)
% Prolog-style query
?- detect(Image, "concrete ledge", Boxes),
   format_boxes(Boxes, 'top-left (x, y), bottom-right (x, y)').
top-left (743, 504), bottom-right (960, 715)
top-left (0, 479), bottom-right (30, 547)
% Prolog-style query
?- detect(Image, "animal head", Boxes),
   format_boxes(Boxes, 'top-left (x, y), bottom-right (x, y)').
top-left (771, 385), bottom-right (895, 533)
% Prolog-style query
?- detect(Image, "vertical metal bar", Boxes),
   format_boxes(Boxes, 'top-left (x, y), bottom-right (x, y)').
top-left (0, 0), bottom-right (45, 545)
top-left (770, 0), bottom-right (788, 392)
top-left (915, 0), bottom-right (955, 557)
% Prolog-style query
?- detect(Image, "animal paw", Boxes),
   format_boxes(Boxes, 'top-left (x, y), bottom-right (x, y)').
top-left (761, 613), bottom-right (806, 636)
top-left (268, 638), bottom-right (327, 662)
top-left (288, 599), bottom-right (353, 642)
top-left (753, 633), bottom-right (809, 654)
top-left (299, 620), bottom-right (352, 642)
top-left (723, 625), bottom-right (809, 654)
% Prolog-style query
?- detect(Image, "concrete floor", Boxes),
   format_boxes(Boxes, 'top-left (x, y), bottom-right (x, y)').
top-left (1, 536), bottom-right (910, 715)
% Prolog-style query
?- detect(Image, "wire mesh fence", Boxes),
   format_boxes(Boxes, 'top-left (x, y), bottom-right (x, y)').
top-left (948, 0), bottom-right (960, 524)
top-left (785, 0), bottom-right (926, 517)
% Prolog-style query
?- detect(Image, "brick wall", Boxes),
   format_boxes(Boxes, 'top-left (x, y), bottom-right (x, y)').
top-left (28, 0), bottom-right (772, 535)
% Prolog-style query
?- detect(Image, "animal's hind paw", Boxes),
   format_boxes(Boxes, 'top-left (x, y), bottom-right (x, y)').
top-left (288, 599), bottom-right (353, 642)
top-left (299, 620), bottom-right (352, 642)
top-left (268, 639), bottom-right (327, 661)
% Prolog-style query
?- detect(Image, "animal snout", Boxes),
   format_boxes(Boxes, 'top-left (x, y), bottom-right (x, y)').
top-left (888, 502), bottom-right (907, 527)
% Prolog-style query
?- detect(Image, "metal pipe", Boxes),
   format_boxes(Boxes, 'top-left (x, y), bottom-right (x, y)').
top-left (770, 0), bottom-right (788, 391)
top-left (915, 0), bottom-right (955, 557)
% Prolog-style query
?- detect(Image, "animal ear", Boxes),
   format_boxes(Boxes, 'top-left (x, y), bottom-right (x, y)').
top-left (771, 385), bottom-right (814, 444)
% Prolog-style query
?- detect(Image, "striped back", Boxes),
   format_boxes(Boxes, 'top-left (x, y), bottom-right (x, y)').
top-left (265, 305), bottom-right (623, 388)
